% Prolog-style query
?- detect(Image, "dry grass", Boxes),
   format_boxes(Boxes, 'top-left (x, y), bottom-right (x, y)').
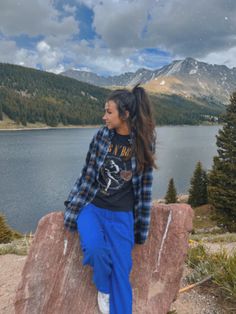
top-left (0, 233), bottom-right (34, 255)
top-left (187, 242), bottom-right (236, 306)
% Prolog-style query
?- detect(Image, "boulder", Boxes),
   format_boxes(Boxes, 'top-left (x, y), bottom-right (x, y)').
top-left (14, 203), bottom-right (194, 314)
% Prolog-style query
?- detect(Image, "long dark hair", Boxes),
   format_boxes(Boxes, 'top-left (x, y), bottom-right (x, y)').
top-left (106, 83), bottom-right (157, 173)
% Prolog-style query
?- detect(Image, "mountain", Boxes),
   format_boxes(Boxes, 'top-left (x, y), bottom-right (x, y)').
top-left (0, 62), bottom-right (225, 128)
top-left (61, 57), bottom-right (236, 105)
top-left (0, 63), bottom-right (109, 127)
top-left (61, 68), bottom-right (153, 89)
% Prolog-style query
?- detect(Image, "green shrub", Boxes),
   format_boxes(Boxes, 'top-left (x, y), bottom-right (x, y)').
top-left (187, 243), bottom-right (236, 303)
top-left (187, 243), bottom-right (208, 268)
top-left (209, 250), bottom-right (236, 301)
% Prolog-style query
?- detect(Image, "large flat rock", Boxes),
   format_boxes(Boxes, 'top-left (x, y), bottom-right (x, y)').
top-left (14, 203), bottom-right (194, 314)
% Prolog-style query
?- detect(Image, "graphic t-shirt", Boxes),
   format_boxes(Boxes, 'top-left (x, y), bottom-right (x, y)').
top-left (92, 130), bottom-right (134, 211)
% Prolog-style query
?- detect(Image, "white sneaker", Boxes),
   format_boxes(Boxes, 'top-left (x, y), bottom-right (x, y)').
top-left (97, 290), bottom-right (110, 314)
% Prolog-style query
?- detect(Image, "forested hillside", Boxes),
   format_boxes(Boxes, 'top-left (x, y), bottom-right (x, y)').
top-left (0, 63), bottom-right (225, 127)
top-left (0, 63), bottom-right (108, 126)
top-left (150, 93), bottom-right (225, 125)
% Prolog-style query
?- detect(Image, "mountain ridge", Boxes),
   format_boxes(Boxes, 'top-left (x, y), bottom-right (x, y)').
top-left (61, 57), bottom-right (236, 105)
top-left (0, 62), bottom-right (226, 128)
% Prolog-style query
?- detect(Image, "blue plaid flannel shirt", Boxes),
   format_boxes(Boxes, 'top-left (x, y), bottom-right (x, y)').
top-left (64, 126), bottom-right (155, 244)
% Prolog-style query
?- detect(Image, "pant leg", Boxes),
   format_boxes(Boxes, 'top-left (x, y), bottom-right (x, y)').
top-left (76, 203), bottom-right (113, 293)
top-left (77, 203), bottom-right (135, 314)
top-left (102, 209), bottom-right (134, 314)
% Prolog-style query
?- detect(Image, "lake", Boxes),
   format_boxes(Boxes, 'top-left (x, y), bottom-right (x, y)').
top-left (0, 125), bottom-right (221, 233)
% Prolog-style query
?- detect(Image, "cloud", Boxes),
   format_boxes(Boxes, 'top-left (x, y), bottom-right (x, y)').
top-left (66, 38), bottom-right (139, 75)
top-left (36, 41), bottom-right (65, 73)
top-left (0, 38), bottom-right (37, 67)
top-left (0, 0), bottom-right (78, 72)
top-left (76, 0), bottom-right (155, 52)
top-left (0, 0), bottom-right (79, 38)
top-left (0, 0), bottom-right (236, 74)
top-left (78, 0), bottom-right (236, 66)
top-left (0, 38), bottom-right (65, 73)
top-left (63, 4), bottom-right (77, 15)
top-left (0, 39), bottom-right (17, 62)
top-left (91, 0), bottom-right (153, 51)
top-left (199, 46), bottom-right (236, 69)
top-left (146, 0), bottom-right (236, 58)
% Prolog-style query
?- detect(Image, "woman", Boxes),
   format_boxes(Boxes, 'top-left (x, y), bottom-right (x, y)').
top-left (64, 83), bottom-right (157, 314)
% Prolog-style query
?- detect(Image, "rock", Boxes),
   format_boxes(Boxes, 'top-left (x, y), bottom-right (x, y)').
top-left (176, 194), bottom-right (189, 203)
top-left (154, 194), bottom-right (189, 204)
top-left (14, 203), bottom-right (194, 314)
top-left (154, 198), bottom-right (166, 204)
top-left (194, 226), bottom-right (222, 234)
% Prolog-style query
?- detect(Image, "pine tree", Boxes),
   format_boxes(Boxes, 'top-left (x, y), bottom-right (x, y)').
top-left (0, 213), bottom-right (14, 243)
top-left (165, 178), bottom-right (177, 203)
top-left (207, 92), bottom-right (236, 231)
top-left (188, 161), bottom-right (208, 207)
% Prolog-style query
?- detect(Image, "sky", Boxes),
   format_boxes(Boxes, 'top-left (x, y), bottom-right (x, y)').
top-left (0, 0), bottom-right (236, 76)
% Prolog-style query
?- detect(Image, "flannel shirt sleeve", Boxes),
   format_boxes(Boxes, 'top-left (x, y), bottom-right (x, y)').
top-left (135, 166), bottom-right (153, 244)
top-left (64, 133), bottom-right (96, 208)
top-left (135, 137), bottom-right (155, 244)
top-left (63, 133), bottom-right (97, 231)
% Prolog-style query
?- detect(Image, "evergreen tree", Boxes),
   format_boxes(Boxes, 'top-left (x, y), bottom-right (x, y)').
top-left (207, 92), bottom-right (236, 231)
top-left (0, 213), bottom-right (14, 243)
top-left (165, 178), bottom-right (177, 203)
top-left (188, 161), bottom-right (208, 207)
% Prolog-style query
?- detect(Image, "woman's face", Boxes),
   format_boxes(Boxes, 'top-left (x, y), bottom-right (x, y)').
top-left (102, 100), bottom-right (129, 133)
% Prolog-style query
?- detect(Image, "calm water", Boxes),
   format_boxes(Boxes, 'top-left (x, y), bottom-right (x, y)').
top-left (0, 125), bottom-right (221, 233)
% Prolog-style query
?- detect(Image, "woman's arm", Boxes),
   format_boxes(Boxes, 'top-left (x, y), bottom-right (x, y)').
top-left (64, 133), bottom-right (97, 208)
top-left (63, 132), bottom-right (98, 232)
top-left (135, 165), bottom-right (153, 244)
top-left (135, 135), bottom-right (156, 244)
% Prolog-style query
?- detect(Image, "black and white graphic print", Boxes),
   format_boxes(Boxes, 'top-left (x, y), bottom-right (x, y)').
top-left (98, 155), bottom-right (132, 195)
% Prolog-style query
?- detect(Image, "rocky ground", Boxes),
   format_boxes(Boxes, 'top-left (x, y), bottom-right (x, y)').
top-left (1, 240), bottom-right (235, 314)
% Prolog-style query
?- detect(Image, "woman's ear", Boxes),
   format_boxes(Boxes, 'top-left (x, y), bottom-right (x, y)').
top-left (121, 110), bottom-right (130, 121)
top-left (125, 110), bottom-right (130, 119)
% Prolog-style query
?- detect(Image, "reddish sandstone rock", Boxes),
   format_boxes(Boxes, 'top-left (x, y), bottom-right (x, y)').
top-left (14, 203), bottom-right (194, 314)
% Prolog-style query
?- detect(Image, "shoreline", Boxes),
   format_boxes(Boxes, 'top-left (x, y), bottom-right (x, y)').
top-left (0, 122), bottom-right (221, 132)
top-left (0, 124), bottom-right (102, 131)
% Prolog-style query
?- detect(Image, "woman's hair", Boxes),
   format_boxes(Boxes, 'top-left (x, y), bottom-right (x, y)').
top-left (106, 83), bottom-right (157, 173)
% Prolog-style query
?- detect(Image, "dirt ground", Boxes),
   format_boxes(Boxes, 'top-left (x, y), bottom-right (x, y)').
top-left (0, 254), bottom-right (27, 314)
top-left (0, 250), bottom-right (234, 314)
top-left (170, 264), bottom-right (225, 314)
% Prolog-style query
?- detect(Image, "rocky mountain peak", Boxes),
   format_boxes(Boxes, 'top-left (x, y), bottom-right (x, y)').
top-left (60, 57), bottom-right (236, 104)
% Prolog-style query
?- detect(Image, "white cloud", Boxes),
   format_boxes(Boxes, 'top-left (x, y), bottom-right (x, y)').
top-left (145, 0), bottom-right (236, 58)
top-left (72, 66), bottom-right (92, 72)
top-left (63, 4), bottom-right (77, 15)
top-left (200, 45), bottom-right (236, 69)
top-left (0, 0), bottom-right (79, 38)
top-left (0, 38), bottom-right (65, 73)
top-left (77, 0), bottom-right (236, 62)
top-left (68, 38), bottom-right (138, 74)
top-left (0, 39), bottom-right (17, 62)
top-left (0, 0), bottom-right (78, 73)
top-left (1, 0), bottom-right (236, 74)
top-left (0, 39), bottom-right (37, 67)
top-left (36, 40), bottom-right (65, 73)
top-left (91, 0), bottom-right (152, 51)
top-left (37, 41), bottom-right (50, 53)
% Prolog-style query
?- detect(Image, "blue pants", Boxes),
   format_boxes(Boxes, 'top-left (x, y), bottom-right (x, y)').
top-left (76, 203), bottom-right (134, 314)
